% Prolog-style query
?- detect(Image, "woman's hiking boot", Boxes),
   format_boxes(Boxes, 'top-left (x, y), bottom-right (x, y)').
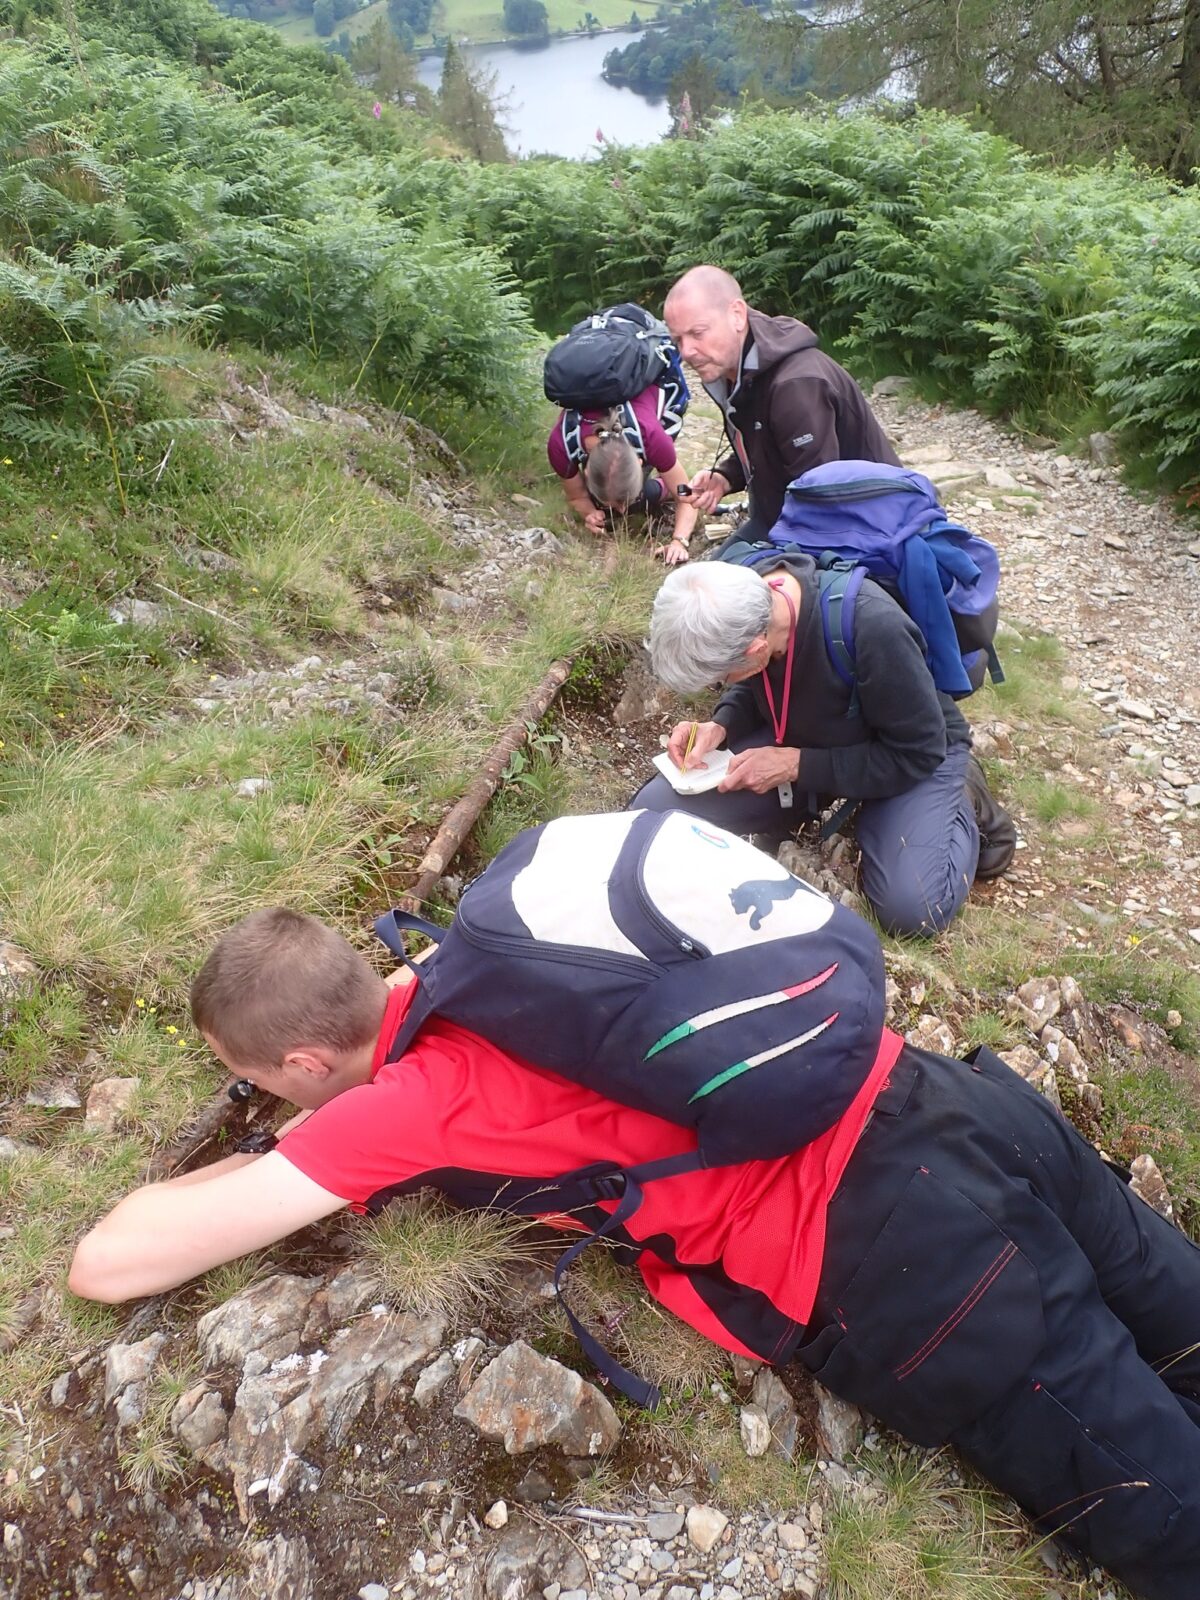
top-left (966, 755), bottom-right (1017, 881)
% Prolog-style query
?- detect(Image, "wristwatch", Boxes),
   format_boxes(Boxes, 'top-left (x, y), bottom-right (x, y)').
top-left (232, 1128), bottom-right (278, 1155)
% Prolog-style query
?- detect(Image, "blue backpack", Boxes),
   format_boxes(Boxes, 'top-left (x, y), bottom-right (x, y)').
top-left (375, 810), bottom-right (887, 1405)
top-left (729, 461), bottom-right (1003, 705)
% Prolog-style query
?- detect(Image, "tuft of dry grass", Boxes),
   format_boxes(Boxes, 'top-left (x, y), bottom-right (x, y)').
top-left (821, 1446), bottom-right (1093, 1600)
top-left (360, 1192), bottom-right (543, 1324)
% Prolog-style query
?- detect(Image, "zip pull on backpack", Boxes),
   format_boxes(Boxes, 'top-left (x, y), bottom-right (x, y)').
top-left (376, 809), bottom-right (885, 1167)
top-left (761, 460), bottom-right (1004, 700)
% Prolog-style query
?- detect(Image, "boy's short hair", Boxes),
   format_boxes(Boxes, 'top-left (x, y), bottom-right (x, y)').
top-left (191, 908), bottom-right (386, 1070)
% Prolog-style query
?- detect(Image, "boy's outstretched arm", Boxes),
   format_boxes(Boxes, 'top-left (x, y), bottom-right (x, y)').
top-left (68, 1153), bottom-right (346, 1303)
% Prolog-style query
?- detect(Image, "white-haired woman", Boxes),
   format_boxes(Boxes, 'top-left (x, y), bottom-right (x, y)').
top-left (548, 392), bottom-right (699, 564)
top-left (630, 559), bottom-right (1015, 939)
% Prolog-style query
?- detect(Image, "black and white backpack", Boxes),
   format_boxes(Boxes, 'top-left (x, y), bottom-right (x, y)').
top-left (377, 809), bottom-right (885, 1168)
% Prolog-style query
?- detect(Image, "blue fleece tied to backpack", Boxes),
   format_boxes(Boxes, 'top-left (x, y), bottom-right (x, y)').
top-left (767, 462), bottom-right (1001, 698)
top-left (895, 530), bottom-right (980, 696)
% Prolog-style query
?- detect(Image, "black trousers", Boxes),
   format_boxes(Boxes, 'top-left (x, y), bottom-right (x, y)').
top-left (797, 1045), bottom-right (1200, 1600)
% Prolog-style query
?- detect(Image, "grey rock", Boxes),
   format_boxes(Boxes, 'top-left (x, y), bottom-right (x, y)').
top-left (647, 1512), bottom-right (685, 1541)
top-left (0, 940), bottom-right (37, 1008)
top-left (474, 1525), bottom-right (582, 1600)
top-left (432, 587), bottom-right (471, 613)
top-left (49, 1371), bottom-right (78, 1409)
top-left (233, 777), bottom-right (271, 799)
top-left (751, 1367), bottom-right (798, 1461)
top-left (905, 1014), bottom-right (955, 1055)
top-left (224, 1307), bottom-right (445, 1516)
top-left (983, 465), bottom-right (1020, 490)
top-left (1068, 523), bottom-right (1090, 537)
top-left (359, 1587), bottom-right (390, 1600)
top-left (1038, 1025), bottom-right (1087, 1082)
top-left (197, 1273), bottom-right (325, 1372)
top-left (1131, 1154), bottom-right (1175, 1222)
top-left (184, 547), bottom-right (238, 574)
top-left (514, 1468), bottom-right (555, 1505)
top-left (24, 1079), bottom-right (81, 1110)
top-left (776, 1522), bottom-right (809, 1553)
top-left (612, 659), bottom-right (672, 727)
top-left (84, 1075), bottom-right (139, 1129)
top-left (242, 1535), bottom-right (314, 1600)
top-left (738, 1404), bottom-right (770, 1458)
top-left (413, 1351), bottom-right (455, 1408)
top-left (1102, 534), bottom-right (1129, 551)
top-left (0, 1136), bottom-right (36, 1160)
top-left (104, 1332), bottom-right (168, 1429)
top-left (108, 598), bottom-right (169, 628)
top-left (871, 375), bottom-right (914, 397)
top-left (1116, 698), bottom-right (1156, 722)
top-left (998, 1045), bottom-right (1061, 1108)
top-left (324, 1261), bottom-right (382, 1325)
top-left (455, 1340), bottom-right (620, 1457)
top-left (1088, 431), bottom-right (1118, 466)
top-left (171, 1385), bottom-right (229, 1461)
top-left (812, 1382), bottom-right (863, 1462)
top-left (685, 1505), bottom-right (728, 1553)
top-left (520, 527), bottom-right (564, 556)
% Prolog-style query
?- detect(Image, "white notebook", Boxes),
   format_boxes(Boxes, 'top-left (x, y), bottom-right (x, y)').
top-left (651, 747), bottom-right (732, 795)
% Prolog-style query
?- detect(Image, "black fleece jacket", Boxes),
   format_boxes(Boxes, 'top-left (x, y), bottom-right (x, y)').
top-left (708, 311), bottom-right (900, 535)
top-left (711, 554), bottom-right (971, 801)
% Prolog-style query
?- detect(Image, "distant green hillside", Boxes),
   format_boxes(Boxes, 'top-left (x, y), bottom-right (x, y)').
top-left (223, 0), bottom-right (665, 50)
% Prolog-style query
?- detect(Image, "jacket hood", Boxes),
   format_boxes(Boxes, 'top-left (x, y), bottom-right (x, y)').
top-left (745, 310), bottom-right (820, 374)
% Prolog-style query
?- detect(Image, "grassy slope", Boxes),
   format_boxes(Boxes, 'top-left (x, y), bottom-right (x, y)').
top-left (0, 337), bottom-right (662, 1423)
top-left (2, 343), bottom-right (1176, 1594)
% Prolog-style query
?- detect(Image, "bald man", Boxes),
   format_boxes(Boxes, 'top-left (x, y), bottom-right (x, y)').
top-left (664, 266), bottom-right (900, 539)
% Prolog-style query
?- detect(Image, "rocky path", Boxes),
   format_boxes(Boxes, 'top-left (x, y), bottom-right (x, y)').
top-left (684, 387), bottom-right (1200, 965)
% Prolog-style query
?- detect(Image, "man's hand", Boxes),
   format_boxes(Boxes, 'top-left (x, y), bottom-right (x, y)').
top-left (666, 719), bottom-right (725, 769)
top-left (720, 745), bottom-right (800, 794)
top-left (687, 469), bottom-right (731, 514)
top-left (656, 537), bottom-right (691, 567)
top-left (583, 506), bottom-right (607, 534)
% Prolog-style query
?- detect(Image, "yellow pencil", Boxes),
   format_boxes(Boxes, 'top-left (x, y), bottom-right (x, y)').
top-left (680, 720), bottom-right (698, 773)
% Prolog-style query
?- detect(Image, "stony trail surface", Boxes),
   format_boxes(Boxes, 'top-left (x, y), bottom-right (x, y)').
top-left (683, 386), bottom-right (1200, 965)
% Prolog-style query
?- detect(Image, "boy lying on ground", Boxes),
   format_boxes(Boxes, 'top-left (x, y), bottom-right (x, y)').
top-left (71, 907), bottom-right (1200, 1600)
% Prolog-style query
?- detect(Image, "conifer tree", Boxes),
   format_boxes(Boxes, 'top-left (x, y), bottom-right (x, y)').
top-left (438, 39), bottom-right (508, 162)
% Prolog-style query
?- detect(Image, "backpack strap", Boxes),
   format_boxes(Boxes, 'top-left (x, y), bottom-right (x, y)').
top-left (817, 557), bottom-right (866, 719)
top-left (548, 1150), bottom-right (705, 1409)
top-left (374, 907), bottom-right (445, 981)
top-left (560, 409), bottom-right (586, 467)
top-left (617, 399), bottom-right (645, 458)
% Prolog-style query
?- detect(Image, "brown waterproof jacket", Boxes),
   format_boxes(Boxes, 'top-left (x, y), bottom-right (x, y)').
top-left (708, 311), bottom-right (901, 535)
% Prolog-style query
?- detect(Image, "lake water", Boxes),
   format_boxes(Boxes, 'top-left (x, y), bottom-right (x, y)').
top-left (417, 33), bottom-right (671, 159)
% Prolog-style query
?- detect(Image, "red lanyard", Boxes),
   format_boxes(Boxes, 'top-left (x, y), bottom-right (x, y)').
top-left (761, 578), bottom-right (796, 746)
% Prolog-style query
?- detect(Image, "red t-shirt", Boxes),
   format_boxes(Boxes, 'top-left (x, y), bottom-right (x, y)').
top-left (280, 984), bottom-right (902, 1361)
top-left (547, 384), bottom-right (678, 481)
